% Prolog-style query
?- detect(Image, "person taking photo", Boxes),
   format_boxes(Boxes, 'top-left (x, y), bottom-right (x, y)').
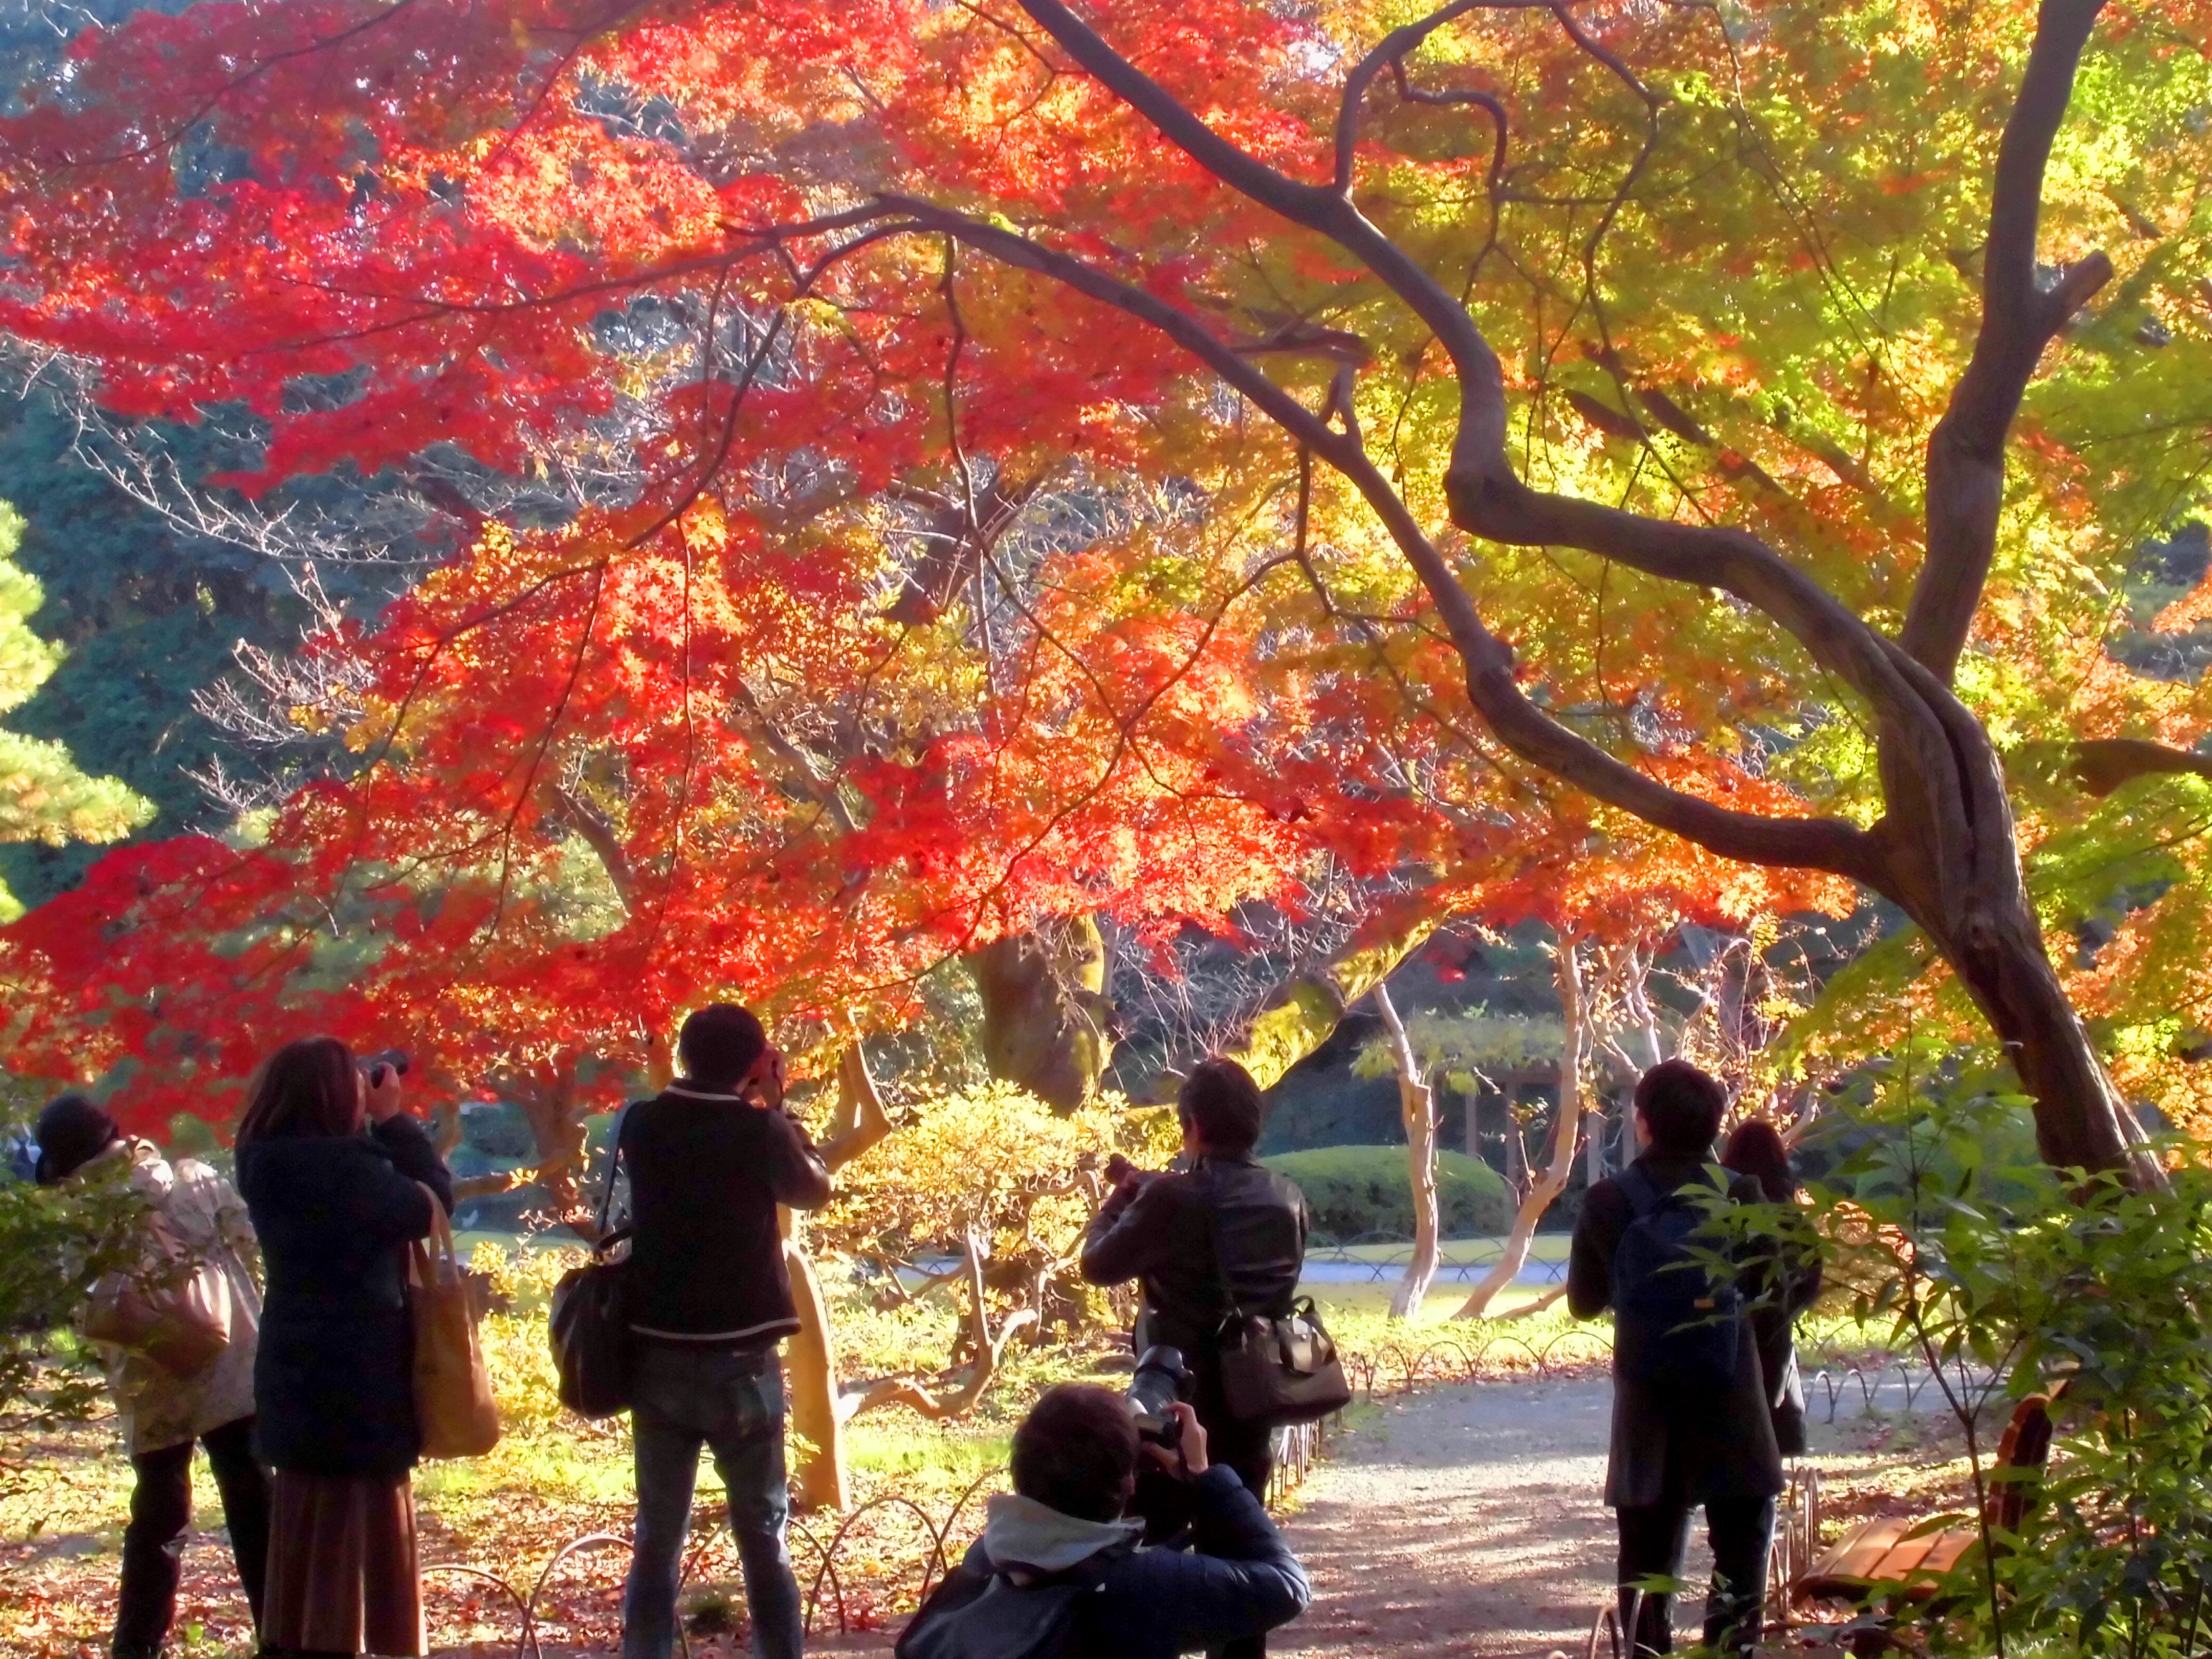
top-left (896, 1382), bottom-right (1311, 1658)
top-left (1080, 1055), bottom-right (1306, 1651)
top-left (236, 1038), bottom-right (455, 1659)
top-left (613, 1003), bottom-right (833, 1659)
top-left (1569, 1059), bottom-right (1783, 1659)
top-left (36, 1093), bottom-right (269, 1659)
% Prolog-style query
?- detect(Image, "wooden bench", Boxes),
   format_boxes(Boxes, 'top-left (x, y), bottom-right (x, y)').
top-left (1796, 1392), bottom-right (2053, 1607)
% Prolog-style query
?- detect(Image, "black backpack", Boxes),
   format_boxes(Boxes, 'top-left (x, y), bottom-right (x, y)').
top-left (1611, 1164), bottom-right (1742, 1394)
top-left (895, 1552), bottom-right (1117, 1659)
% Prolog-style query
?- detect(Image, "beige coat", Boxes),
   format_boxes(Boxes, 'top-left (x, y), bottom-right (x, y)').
top-left (85, 1140), bottom-right (263, 1455)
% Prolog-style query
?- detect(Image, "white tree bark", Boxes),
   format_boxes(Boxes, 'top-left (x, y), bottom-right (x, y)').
top-left (1454, 937), bottom-right (1589, 1320)
top-left (1375, 983), bottom-right (1442, 1320)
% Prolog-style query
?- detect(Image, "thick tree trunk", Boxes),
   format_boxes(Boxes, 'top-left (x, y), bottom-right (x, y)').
top-left (1456, 939), bottom-right (1588, 1320)
top-left (783, 1040), bottom-right (898, 1510)
top-left (1919, 893), bottom-right (2150, 1177)
top-left (781, 1224), bottom-right (848, 1510)
top-left (1374, 984), bottom-right (1440, 1320)
top-left (971, 916), bottom-right (1115, 1110)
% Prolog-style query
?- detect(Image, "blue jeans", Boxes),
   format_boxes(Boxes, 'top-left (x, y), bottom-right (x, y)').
top-left (623, 1343), bottom-right (803, 1659)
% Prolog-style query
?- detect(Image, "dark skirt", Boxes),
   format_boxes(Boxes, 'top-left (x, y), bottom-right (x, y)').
top-left (261, 1469), bottom-right (423, 1655)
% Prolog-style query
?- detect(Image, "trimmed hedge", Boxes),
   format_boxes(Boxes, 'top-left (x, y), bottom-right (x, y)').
top-left (1262, 1144), bottom-right (1513, 1242)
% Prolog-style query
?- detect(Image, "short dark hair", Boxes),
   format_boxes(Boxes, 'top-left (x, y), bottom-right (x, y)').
top-left (1010, 1384), bottom-right (1139, 1523)
top-left (678, 1003), bottom-right (768, 1089)
top-left (1178, 1056), bottom-right (1265, 1153)
top-left (1635, 1059), bottom-right (1727, 1157)
top-left (238, 1037), bottom-right (362, 1145)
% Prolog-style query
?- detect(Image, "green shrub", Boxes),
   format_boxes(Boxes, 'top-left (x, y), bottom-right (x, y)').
top-left (1262, 1144), bottom-right (1512, 1241)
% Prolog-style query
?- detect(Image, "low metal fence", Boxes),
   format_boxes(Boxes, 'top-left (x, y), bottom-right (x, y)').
top-left (421, 1417), bottom-right (1331, 1656)
top-left (1300, 1231), bottom-right (1571, 1286)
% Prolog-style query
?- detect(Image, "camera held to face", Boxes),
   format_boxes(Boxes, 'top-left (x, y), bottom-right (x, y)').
top-left (359, 1048), bottom-right (410, 1088)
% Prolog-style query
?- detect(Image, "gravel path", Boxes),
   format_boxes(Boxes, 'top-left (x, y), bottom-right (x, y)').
top-left (1273, 1378), bottom-right (1701, 1659)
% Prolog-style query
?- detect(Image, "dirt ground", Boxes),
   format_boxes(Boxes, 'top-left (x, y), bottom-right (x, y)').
top-left (8, 1372), bottom-right (1963, 1658)
top-left (1270, 1371), bottom-right (1976, 1659)
top-left (1273, 1379), bottom-right (1628, 1659)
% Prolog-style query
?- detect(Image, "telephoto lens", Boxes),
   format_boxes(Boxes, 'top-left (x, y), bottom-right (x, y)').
top-left (1124, 1344), bottom-right (1191, 1447)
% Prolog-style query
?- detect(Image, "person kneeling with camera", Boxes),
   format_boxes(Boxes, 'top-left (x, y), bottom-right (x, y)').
top-left (896, 1384), bottom-right (1310, 1659)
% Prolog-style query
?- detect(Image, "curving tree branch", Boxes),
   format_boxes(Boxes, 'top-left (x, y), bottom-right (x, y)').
top-left (874, 193), bottom-right (1878, 880)
top-left (1902, 0), bottom-right (2115, 682)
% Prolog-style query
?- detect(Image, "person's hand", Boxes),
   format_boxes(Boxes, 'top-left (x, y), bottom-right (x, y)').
top-left (1141, 1402), bottom-right (1210, 1481)
top-left (363, 1061), bottom-right (404, 1124)
top-left (740, 1045), bottom-right (787, 1110)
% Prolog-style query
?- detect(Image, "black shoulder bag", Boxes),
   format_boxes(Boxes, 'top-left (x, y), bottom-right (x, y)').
top-left (548, 1099), bottom-right (640, 1419)
top-left (1204, 1171), bottom-right (1351, 1426)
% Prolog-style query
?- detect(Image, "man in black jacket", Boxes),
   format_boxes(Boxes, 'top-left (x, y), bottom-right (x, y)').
top-left (617, 1003), bottom-right (832, 1659)
top-left (1081, 1057), bottom-right (1305, 1656)
top-left (897, 1382), bottom-right (1309, 1659)
top-left (1569, 1059), bottom-right (1783, 1658)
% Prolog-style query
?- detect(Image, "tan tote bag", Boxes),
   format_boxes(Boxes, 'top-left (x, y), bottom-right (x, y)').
top-left (407, 1185), bottom-right (501, 1458)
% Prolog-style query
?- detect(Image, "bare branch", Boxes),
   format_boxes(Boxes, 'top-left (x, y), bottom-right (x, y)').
top-left (838, 1230), bottom-right (1034, 1422)
top-left (545, 783), bottom-right (637, 909)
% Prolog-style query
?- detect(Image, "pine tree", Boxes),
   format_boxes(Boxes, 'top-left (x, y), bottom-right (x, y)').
top-left (0, 500), bottom-right (150, 917)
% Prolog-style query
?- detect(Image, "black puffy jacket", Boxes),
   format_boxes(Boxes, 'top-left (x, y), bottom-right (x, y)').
top-left (1081, 1154), bottom-right (1307, 1362)
top-left (238, 1114), bottom-right (453, 1478)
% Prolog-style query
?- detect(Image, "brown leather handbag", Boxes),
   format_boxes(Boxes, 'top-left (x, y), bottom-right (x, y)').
top-left (1216, 1295), bottom-right (1352, 1425)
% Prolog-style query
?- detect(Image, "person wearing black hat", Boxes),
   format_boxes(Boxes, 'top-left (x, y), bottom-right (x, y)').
top-left (38, 1093), bottom-right (269, 1659)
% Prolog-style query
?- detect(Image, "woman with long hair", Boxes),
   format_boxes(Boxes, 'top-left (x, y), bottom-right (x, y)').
top-left (1720, 1119), bottom-right (1824, 1457)
top-left (235, 1038), bottom-right (453, 1659)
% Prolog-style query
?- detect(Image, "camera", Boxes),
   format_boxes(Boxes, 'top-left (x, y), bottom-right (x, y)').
top-left (1124, 1343), bottom-right (1190, 1447)
top-left (361, 1048), bottom-right (410, 1087)
top-left (1104, 1153), bottom-right (1171, 1196)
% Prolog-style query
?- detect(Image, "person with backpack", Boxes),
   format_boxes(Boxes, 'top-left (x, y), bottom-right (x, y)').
top-left (1079, 1058), bottom-right (1307, 1603)
top-left (895, 1382), bottom-right (1310, 1659)
top-left (36, 1093), bottom-right (269, 1659)
top-left (1568, 1059), bottom-right (1783, 1658)
top-left (614, 1003), bottom-right (832, 1659)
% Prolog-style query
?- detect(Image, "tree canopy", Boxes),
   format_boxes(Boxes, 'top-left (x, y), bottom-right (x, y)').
top-left (0, 0), bottom-right (2202, 1167)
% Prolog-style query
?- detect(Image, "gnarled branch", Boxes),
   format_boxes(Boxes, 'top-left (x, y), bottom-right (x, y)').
top-left (1903, 0), bottom-right (2114, 681)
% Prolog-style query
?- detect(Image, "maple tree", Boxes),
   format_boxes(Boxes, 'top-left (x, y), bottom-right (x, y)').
top-left (0, 0), bottom-right (2203, 1200)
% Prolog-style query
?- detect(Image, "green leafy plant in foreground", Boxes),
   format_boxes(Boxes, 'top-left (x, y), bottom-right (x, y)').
top-left (0, 1107), bottom-right (148, 1423)
top-left (1787, 1050), bottom-right (2212, 1658)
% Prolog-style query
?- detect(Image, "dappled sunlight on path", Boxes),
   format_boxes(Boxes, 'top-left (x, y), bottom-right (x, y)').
top-left (1274, 1379), bottom-right (1670, 1659)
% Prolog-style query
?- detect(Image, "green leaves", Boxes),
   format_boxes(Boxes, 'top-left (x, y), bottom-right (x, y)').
top-left (0, 498), bottom-right (152, 917)
top-left (1807, 1075), bottom-right (2212, 1655)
